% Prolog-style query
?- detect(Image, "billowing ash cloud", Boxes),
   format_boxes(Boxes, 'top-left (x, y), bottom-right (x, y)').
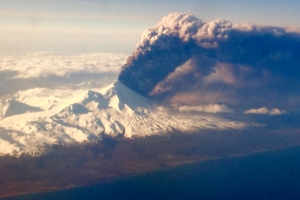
top-left (118, 13), bottom-right (300, 110)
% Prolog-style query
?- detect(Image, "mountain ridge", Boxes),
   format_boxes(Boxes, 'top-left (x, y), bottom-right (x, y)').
top-left (0, 81), bottom-right (248, 156)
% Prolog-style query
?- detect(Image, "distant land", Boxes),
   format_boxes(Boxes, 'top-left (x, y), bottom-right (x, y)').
top-left (1, 126), bottom-right (300, 198)
top-left (6, 145), bottom-right (300, 200)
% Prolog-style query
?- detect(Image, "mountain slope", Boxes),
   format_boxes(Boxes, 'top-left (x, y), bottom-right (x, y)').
top-left (0, 98), bottom-right (41, 119)
top-left (0, 81), bottom-right (248, 156)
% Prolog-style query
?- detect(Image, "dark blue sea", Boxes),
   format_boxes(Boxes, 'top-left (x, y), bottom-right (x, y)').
top-left (5, 146), bottom-right (300, 200)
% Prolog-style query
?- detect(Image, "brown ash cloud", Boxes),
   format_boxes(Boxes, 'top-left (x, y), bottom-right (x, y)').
top-left (118, 13), bottom-right (300, 110)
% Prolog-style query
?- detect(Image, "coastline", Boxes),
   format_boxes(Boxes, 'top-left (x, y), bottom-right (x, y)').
top-left (2, 144), bottom-right (300, 199)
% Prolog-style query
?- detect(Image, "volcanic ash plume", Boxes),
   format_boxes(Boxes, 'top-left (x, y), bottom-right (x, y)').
top-left (118, 12), bottom-right (300, 110)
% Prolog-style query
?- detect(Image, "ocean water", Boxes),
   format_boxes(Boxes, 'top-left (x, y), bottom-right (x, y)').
top-left (6, 146), bottom-right (300, 200)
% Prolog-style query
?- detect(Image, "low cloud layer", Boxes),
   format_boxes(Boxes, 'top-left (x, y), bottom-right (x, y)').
top-left (118, 13), bottom-right (300, 111)
top-left (0, 52), bottom-right (127, 79)
top-left (0, 52), bottom-right (127, 95)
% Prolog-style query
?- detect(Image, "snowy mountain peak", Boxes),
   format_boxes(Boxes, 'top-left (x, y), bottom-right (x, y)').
top-left (99, 81), bottom-right (153, 110)
top-left (0, 98), bottom-right (41, 119)
top-left (63, 81), bottom-right (151, 115)
top-left (0, 82), bottom-right (249, 156)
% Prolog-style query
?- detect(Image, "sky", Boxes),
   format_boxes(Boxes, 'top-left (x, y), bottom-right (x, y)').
top-left (1, 0), bottom-right (300, 54)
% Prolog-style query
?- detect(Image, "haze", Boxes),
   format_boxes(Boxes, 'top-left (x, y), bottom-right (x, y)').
top-left (1, 0), bottom-right (300, 54)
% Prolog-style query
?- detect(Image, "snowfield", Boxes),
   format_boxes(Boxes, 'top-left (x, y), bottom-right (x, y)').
top-left (0, 81), bottom-right (249, 156)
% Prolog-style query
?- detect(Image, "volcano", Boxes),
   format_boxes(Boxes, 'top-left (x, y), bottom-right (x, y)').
top-left (0, 81), bottom-right (247, 156)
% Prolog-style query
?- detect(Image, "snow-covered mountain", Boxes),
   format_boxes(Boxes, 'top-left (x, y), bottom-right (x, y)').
top-left (0, 98), bottom-right (41, 119)
top-left (0, 81), bottom-right (248, 156)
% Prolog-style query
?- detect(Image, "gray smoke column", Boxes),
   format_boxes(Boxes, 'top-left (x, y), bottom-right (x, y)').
top-left (118, 13), bottom-right (300, 109)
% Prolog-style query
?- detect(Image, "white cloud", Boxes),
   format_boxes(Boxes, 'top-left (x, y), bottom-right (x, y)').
top-left (0, 52), bottom-right (129, 95)
top-left (178, 104), bottom-right (234, 113)
top-left (0, 52), bottom-right (127, 80)
top-left (244, 107), bottom-right (268, 114)
top-left (244, 107), bottom-right (285, 115)
top-left (269, 108), bottom-right (284, 115)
